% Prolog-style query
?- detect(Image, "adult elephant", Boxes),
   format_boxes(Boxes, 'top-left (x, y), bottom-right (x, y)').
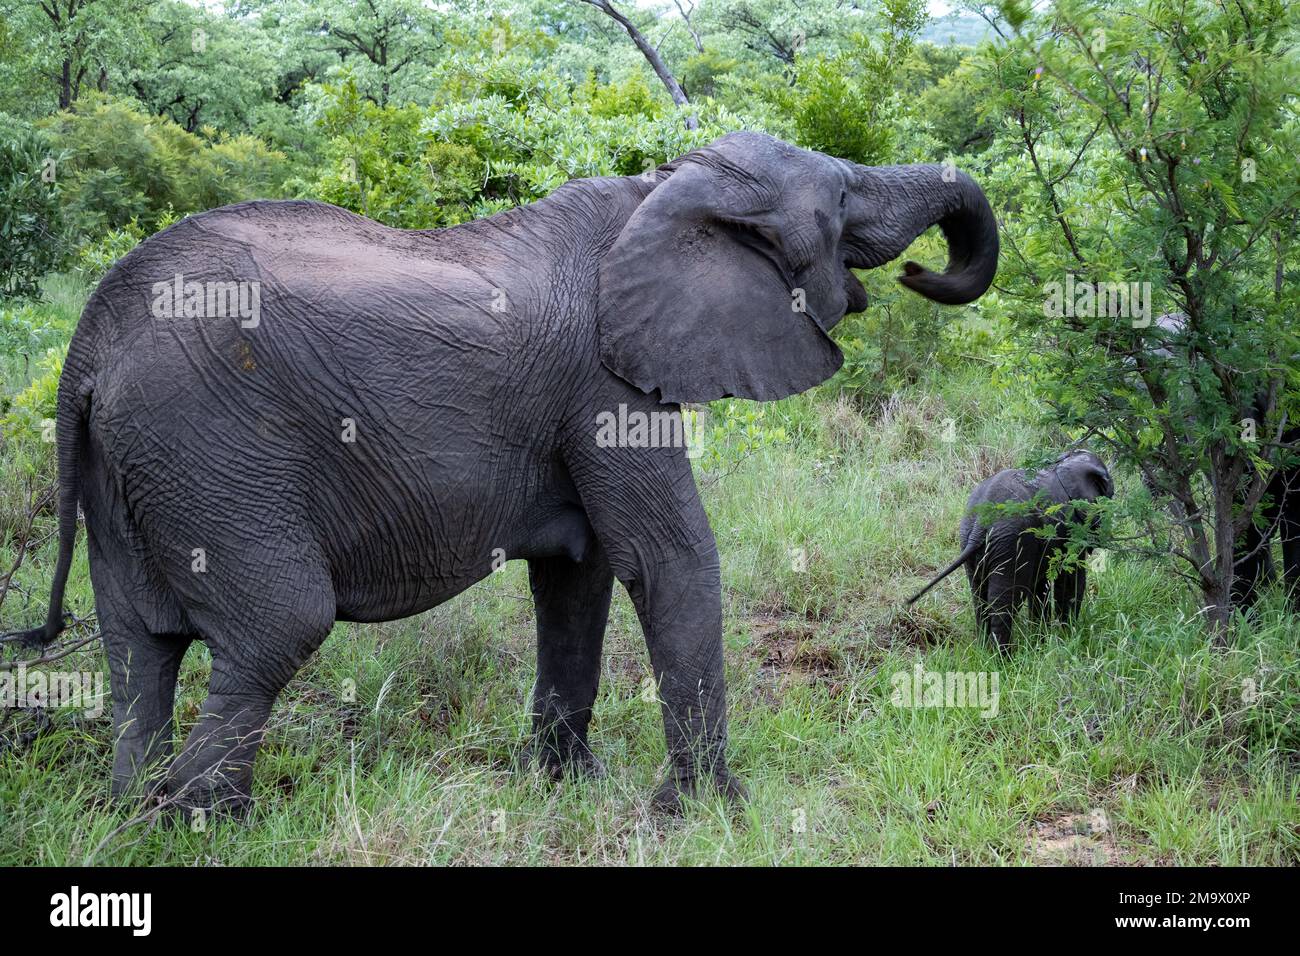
top-left (19, 132), bottom-right (998, 813)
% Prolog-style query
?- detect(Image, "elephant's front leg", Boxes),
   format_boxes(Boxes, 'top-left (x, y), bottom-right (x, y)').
top-left (528, 542), bottom-right (614, 778)
top-left (1052, 565), bottom-right (1087, 622)
top-left (631, 541), bottom-right (741, 811)
top-left (564, 399), bottom-right (742, 811)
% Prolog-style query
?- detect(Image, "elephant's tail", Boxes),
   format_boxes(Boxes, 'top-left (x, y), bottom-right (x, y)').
top-left (905, 540), bottom-right (980, 606)
top-left (3, 369), bottom-right (88, 649)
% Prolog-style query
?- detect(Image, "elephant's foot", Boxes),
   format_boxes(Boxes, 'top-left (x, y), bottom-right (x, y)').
top-left (162, 769), bottom-right (257, 822)
top-left (129, 778), bottom-right (256, 833)
top-left (157, 685), bottom-right (279, 825)
top-left (111, 743), bottom-right (255, 825)
top-left (109, 763), bottom-right (171, 807)
top-left (987, 621), bottom-right (1015, 654)
top-left (651, 763), bottom-right (747, 814)
top-left (530, 735), bottom-right (606, 781)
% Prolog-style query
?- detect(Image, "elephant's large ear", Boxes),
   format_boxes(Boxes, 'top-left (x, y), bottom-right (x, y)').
top-left (596, 157), bottom-right (843, 404)
top-left (1089, 464), bottom-right (1116, 500)
top-left (1060, 453), bottom-right (1114, 500)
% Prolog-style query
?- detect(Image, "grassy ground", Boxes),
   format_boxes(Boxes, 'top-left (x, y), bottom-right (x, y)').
top-left (1, 283), bottom-right (1297, 865)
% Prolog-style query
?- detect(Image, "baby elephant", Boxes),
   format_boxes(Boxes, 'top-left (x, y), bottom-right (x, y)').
top-left (907, 450), bottom-right (1114, 650)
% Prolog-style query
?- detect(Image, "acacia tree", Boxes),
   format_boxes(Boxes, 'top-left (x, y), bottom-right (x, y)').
top-left (759, 0), bottom-right (927, 165)
top-left (578, 0), bottom-right (698, 128)
top-left (129, 3), bottom-right (280, 132)
top-left (980, 0), bottom-right (1300, 634)
top-left (704, 0), bottom-right (872, 69)
top-left (0, 0), bottom-right (150, 110)
top-left (292, 0), bottom-right (443, 105)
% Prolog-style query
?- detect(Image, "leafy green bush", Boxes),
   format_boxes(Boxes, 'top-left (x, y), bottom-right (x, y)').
top-left (1, 345), bottom-right (64, 477)
top-left (419, 49), bottom-right (742, 212)
top-left (40, 95), bottom-right (291, 236)
top-left (697, 401), bottom-right (790, 473)
top-left (297, 48), bottom-right (755, 227)
top-left (578, 71), bottom-right (661, 119)
top-left (0, 302), bottom-right (75, 358)
top-left (0, 117), bottom-right (66, 298)
top-left (764, 51), bottom-right (898, 166)
top-left (293, 75), bottom-right (482, 229)
top-left (750, 0), bottom-right (929, 165)
top-left (74, 219), bottom-right (143, 282)
top-left (830, 298), bottom-right (950, 404)
top-left (680, 51), bottom-right (741, 100)
top-left (72, 206), bottom-right (177, 283)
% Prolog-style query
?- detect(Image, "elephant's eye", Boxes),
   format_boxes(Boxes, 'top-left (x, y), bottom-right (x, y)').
top-left (839, 190), bottom-right (847, 208)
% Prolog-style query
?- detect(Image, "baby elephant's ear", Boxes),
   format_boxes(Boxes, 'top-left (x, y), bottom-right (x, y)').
top-left (597, 160), bottom-right (843, 405)
top-left (1076, 455), bottom-right (1114, 499)
top-left (1092, 465), bottom-right (1116, 500)
top-left (1065, 455), bottom-right (1114, 500)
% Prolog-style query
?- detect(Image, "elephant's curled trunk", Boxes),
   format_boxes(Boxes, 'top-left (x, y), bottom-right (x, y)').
top-left (846, 163), bottom-right (1000, 306)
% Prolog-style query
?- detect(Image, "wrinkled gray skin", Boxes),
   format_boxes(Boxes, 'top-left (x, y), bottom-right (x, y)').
top-left (23, 132), bottom-right (998, 813)
top-left (907, 450), bottom-right (1113, 651)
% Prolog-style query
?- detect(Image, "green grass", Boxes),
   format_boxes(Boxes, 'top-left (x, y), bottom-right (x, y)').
top-left (1, 286), bottom-right (1297, 865)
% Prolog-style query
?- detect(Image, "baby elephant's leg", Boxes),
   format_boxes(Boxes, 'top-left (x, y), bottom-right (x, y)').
top-left (983, 573), bottom-right (1016, 652)
top-left (1053, 566), bottom-right (1088, 622)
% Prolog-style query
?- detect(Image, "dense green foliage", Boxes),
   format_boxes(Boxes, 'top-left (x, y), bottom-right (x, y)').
top-left (0, 120), bottom-right (64, 298)
top-left (976, 0), bottom-right (1300, 626)
top-left (39, 96), bottom-right (292, 236)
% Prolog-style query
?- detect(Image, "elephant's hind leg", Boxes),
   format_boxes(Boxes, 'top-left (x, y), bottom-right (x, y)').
top-left (966, 562), bottom-right (989, 639)
top-left (84, 467), bottom-right (193, 798)
top-left (166, 547), bottom-right (335, 817)
top-left (527, 538), bottom-right (614, 777)
top-left (983, 574), bottom-right (1017, 653)
top-left (103, 621), bottom-right (192, 799)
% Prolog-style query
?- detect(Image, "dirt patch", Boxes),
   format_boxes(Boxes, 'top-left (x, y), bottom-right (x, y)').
top-left (748, 616), bottom-right (841, 684)
top-left (1028, 810), bottom-right (1120, 866)
top-left (604, 650), bottom-right (649, 693)
top-left (877, 608), bottom-right (957, 649)
top-left (600, 628), bottom-right (651, 692)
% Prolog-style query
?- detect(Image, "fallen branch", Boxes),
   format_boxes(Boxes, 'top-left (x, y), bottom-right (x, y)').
top-left (0, 630), bottom-right (102, 671)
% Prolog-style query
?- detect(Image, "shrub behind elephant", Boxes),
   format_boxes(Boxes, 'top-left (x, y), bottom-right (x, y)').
top-left (907, 450), bottom-right (1113, 650)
